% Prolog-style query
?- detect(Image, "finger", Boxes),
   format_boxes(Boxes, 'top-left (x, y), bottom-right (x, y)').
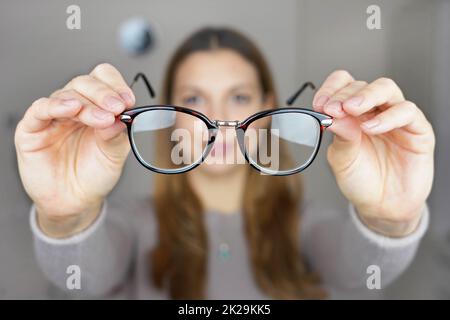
top-left (65, 74), bottom-right (127, 114)
top-left (52, 89), bottom-right (116, 128)
top-left (326, 124), bottom-right (363, 176)
top-left (55, 89), bottom-right (130, 159)
top-left (360, 100), bottom-right (429, 135)
top-left (95, 118), bottom-right (131, 162)
top-left (313, 70), bottom-right (354, 112)
top-left (323, 81), bottom-right (368, 118)
top-left (20, 97), bottom-right (82, 133)
top-left (326, 116), bottom-right (364, 174)
top-left (327, 116), bottom-right (362, 143)
top-left (324, 80), bottom-right (368, 144)
top-left (342, 77), bottom-right (405, 117)
top-left (90, 63), bottom-right (135, 107)
top-left (96, 117), bottom-right (128, 141)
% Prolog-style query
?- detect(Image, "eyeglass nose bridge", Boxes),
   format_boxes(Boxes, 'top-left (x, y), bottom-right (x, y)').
top-left (213, 120), bottom-right (240, 128)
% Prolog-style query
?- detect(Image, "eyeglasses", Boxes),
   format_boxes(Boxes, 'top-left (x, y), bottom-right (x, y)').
top-left (119, 73), bottom-right (333, 176)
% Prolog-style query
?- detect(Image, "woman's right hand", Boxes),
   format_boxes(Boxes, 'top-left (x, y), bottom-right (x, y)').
top-left (15, 63), bottom-right (135, 238)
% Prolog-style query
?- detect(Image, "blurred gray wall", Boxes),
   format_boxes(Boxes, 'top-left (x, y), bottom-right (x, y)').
top-left (0, 0), bottom-right (448, 299)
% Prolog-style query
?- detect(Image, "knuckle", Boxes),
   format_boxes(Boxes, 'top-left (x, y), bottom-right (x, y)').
top-left (426, 127), bottom-right (436, 145)
top-left (427, 124), bottom-right (436, 148)
top-left (53, 89), bottom-right (75, 99)
top-left (417, 125), bottom-right (435, 149)
top-left (97, 87), bottom-right (116, 99)
top-left (352, 80), bottom-right (368, 87)
top-left (93, 63), bottom-right (115, 75)
top-left (363, 84), bottom-right (378, 96)
top-left (31, 97), bottom-right (49, 107)
top-left (70, 74), bottom-right (91, 87)
top-left (316, 86), bottom-right (335, 96)
top-left (50, 89), bottom-right (64, 98)
top-left (14, 119), bottom-right (25, 141)
top-left (376, 77), bottom-right (396, 87)
top-left (403, 100), bottom-right (417, 113)
top-left (331, 69), bottom-right (353, 80)
top-left (329, 92), bottom-right (347, 102)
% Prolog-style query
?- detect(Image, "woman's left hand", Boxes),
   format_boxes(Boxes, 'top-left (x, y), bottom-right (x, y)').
top-left (313, 70), bottom-right (435, 237)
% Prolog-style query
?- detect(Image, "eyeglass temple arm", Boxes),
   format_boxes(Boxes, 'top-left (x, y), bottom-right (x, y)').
top-left (285, 82), bottom-right (316, 106)
top-left (130, 72), bottom-right (156, 100)
top-left (130, 74), bottom-right (313, 106)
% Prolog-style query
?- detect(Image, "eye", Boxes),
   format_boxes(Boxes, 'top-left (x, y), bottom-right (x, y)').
top-left (182, 95), bottom-right (203, 106)
top-left (231, 94), bottom-right (251, 105)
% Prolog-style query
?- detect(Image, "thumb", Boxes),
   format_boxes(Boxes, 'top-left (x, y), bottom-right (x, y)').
top-left (326, 116), bottom-right (362, 172)
top-left (95, 119), bottom-right (131, 163)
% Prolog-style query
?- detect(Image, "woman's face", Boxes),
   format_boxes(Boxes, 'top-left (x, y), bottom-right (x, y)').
top-left (172, 49), bottom-right (273, 176)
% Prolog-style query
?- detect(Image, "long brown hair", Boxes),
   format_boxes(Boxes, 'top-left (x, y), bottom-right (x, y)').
top-left (150, 27), bottom-right (325, 299)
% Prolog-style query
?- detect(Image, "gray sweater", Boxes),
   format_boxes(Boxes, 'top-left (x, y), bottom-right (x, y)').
top-left (29, 197), bottom-right (429, 299)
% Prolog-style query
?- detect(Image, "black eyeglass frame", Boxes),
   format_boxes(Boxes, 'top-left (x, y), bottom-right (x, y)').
top-left (119, 73), bottom-right (333, 176)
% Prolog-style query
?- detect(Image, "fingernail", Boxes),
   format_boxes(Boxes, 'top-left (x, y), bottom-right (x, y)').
top-left (93, 108), bottom-right (113, 121)
top-left (315, 95), bottom-right (329, 107)
top-left (120, 92), bottom-right (134, 106)
top-left (62, 99), bottom-right (81, 107)
top-left (104, 96), bottom-right (125, 113)
top-left (325, 101), bottom-right (345, 117)
top-left (345, 96), bottom-right (364, 108)
top-left (361, 118), bottom-right (380, 130)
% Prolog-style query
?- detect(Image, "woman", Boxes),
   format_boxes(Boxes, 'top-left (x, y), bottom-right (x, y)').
top-left (14, 27), bottom-right (435, 299)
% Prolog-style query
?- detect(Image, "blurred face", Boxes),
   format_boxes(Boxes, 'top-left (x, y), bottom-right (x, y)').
top-left (171, 49), bottom-right (272, 176)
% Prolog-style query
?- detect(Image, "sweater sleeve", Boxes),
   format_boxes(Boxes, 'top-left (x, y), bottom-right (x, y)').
top-left (30, 199), bottom-right (136, 298)
top-left (301, 201), bottom-right (429, 290)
